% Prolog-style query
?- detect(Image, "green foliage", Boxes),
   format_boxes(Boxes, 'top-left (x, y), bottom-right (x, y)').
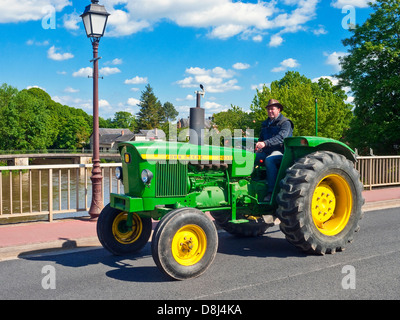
top-left (337, 0), bottom-right (400, 155)
top-left (163, 101), bottom-right (179, 122)
top-left (0, 84), bottom-right (92, 151)
top-left (111, 111), bottom-right (136, 131)
top-left (0, 87), bottom-right (54, 150)
top-left (136, 84), bottom-right (166, 130)
top-left (213, 105), bottom-right (253, 134)
top-left (250, 71), bottom-right (353, 141)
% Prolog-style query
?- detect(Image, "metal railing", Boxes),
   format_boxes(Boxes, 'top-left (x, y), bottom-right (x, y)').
top-left (0, 163), bottom-right (122, 221)
top-left (356, 156), bottom-right (400, 190)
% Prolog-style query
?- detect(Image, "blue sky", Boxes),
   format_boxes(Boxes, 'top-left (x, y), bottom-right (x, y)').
top-left (0, 0), bottom-right (374, 121)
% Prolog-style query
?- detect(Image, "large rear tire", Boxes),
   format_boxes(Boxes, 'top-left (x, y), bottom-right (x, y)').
top-left (276, 151), bottom-right (364, 254)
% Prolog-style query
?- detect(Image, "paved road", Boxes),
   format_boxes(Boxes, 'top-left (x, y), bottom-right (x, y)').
top-left (0, 208), bottom-right (399, 302)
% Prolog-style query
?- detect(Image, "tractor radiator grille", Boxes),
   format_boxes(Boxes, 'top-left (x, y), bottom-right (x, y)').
top-left (155, 162), bottom-right (188, 197)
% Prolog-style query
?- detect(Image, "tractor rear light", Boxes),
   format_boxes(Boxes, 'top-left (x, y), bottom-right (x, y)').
top-left (300, 139), bottom-right (309, 146)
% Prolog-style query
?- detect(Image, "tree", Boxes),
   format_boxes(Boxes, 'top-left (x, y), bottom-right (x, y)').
top-left (337, 0), bottom-right (400, 155)
top-left (111, 111), bottom-right (136, 131)
top-left (213, 105), bottom-right (253, 133)
top-left (0, 88), bottom-right (54, 150)
top-left (250, 71), bottom-right (353, 140)
top-left (136, 84), bottom-right (165, 130)
top-left (0, 84), bottom-right (93, 151)
top-left (163, 102), bottom-right (179, 121)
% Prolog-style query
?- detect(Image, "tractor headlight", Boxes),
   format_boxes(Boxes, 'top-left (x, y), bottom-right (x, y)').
top-left (115, 166), bottom-right (123, 180)
top-left (141, 169), bottom-right (153, 185)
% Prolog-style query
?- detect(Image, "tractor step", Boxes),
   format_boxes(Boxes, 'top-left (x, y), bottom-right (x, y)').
top-left (228, 219), bottom-right (249, 224)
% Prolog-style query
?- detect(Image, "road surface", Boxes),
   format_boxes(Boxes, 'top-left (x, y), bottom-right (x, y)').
top-left (0, 208), bottom-right (399, 302)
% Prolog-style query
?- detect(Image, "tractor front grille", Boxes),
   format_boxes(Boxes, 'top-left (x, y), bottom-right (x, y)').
top-left (155, 162), bottom-right (188, 197)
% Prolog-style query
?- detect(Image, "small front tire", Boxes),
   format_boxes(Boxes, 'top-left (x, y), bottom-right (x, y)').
top-left (97, 204), bottom-right (152, 256)
top-left (151, 208), bottom-right (218, 280)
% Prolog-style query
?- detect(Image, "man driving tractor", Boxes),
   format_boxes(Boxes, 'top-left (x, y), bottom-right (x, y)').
top-left (255, 99), bottom-right (294, 202)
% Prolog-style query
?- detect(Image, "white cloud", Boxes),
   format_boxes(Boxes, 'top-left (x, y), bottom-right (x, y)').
top-left (313, 25), bottom-right (328, 35)
top-left (251, 83), bottom-right (269, 91)
top-left (26, 39), bottom-right (49, 46)
top-left (204, 101), bottom-right (224, 110)
top-left (72, 67), bottom-right (122, 77)
top-left (176, 94), bottom-right (195, 102)
top-left (63, 12), bottom-right (80, 30)
top-left (106, 9), bottom-right (152, 37)
top-left (73, 67), bottom-right (92, 78)
top-left (233, 62), bottom-right (250, 70)
top-left (64, 86), bottom-right (79, 93)
top-left (176, 66), bottom-right (241, 93)
top-left (271, 58), bottom-right (300, 72)
top-left (47, 46), bottom-right (74, 61)
top-left (127, 98), bottom-right (141, 106)
top-left (100, 67), bottom-right (121, 76)
top-left (107, 58), bottom-right (123, 65)
top-left (331, 0), bottom-right (374, 9)
top-left (324, 51), bottom-right (348, 71)
top-left (52, 95), bottom-right (91, 110)
top-left (312, 76), bottom-right (339, 86)
top-left (0, 0), bottom-right (71, 23)
top-left (252, 35), bottom-right (263, 42)
top-left (102, 0), bottom-right (319, 42)
top-left (269, 34), bottom-right (284, 47)
top-left (99, 99), bottom-right (111, 109)
top-left (27, 85), bottom-right (46, 91)
top-left (124, 76), bottom-right (148, 85)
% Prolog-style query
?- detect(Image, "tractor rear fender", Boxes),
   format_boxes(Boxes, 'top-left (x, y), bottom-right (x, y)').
top-left (270, 136), bottom-right (356, 207)
top-left (284, 136), bottom-right (357, 163)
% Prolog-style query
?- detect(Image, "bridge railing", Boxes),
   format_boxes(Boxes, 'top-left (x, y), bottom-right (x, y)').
top-left (356, 156), bottom-right (400, 190)
top-left (0, 163), bottom-right (122, 222)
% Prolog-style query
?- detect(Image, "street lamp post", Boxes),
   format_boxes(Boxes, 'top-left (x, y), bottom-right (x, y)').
top-left (81, 0), bottom-right (110, 219)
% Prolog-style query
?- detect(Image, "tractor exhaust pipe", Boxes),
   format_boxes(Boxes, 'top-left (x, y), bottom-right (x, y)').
top-left (189, 84), bottom-right (205, 145)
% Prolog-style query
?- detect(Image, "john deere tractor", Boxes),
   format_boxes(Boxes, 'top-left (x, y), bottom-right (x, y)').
top-left (97, 93), bottom-right (364, 280)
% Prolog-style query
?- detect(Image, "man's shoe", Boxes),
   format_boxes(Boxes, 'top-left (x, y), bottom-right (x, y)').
top-left (263, 193), bottom-right (272, 202)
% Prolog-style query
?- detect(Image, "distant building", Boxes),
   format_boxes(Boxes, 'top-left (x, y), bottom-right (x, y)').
top-left (177, 117), bottom-right (214, 129)
top-left (89, 128), bottom-right (165, 151)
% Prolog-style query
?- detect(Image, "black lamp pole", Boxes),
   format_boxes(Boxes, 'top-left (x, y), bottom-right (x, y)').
top-left (81, 0), bottom-right (110, 219)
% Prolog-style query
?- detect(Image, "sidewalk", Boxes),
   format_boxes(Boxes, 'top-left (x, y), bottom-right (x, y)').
top-left (1, 187), bottom-right (399, 261)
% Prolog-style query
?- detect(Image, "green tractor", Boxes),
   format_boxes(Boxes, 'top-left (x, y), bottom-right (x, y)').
top-left (96, 134), bottom-right (364, 280)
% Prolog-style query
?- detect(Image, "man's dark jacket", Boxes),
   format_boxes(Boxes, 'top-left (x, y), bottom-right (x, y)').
top-left (258, 113), bottom-right (294, 155)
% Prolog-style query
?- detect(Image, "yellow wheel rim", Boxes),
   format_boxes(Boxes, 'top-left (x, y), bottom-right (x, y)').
top-left (171, 225), bottom-right (207, 266)
top-left (311, 174), bottom-right (352, 236)
top-left (112, 212), bottom-right (142, 244)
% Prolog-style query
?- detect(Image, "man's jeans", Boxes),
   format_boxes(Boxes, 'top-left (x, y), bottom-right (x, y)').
top-left (255, 151), bottom-right (283, 193)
